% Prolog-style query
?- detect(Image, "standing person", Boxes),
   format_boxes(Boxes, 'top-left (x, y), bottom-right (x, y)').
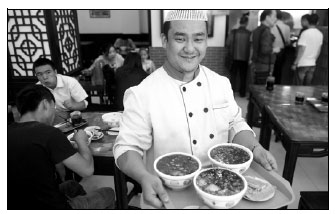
top-left (8, 85), bottom-right (115, 209)
top-left (82, 44), bottom-right (124, 104)
top-left (34, 58), bottom-right (88, 124)
top-left (114, 36), bottom-right (137, 58)
top-left (298, 14), bottom-right (311, 38)
top-left (115, 52), bottom-right (148, 111)
top-left (280, 11), bottom-right (297, 85)
top-left (292, 14), bottom-right (323, 85)
top-left (82, 44), bottom-right (124, 86)
top-left (140, 48), bottom-right (156, 74)
top-left (226, 14), bottom-right (251, 97)
top-left (113, 10), bottom-right (277, 209)
top-left (251, 10), bottom-right (277, 85)
top-left (271, 10), bottom-right (291, 84)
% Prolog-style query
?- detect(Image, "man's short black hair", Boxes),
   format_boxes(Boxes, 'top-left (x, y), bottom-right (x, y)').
top-left (16, 84), bottom-right (55, 115)
top-left (301, 14), bottom-right (310, 20)
top-left (307, 14), bottom-right (319, 25)
top-left (240, 15), bottom-right (249, 25)
top-left (162, 21), bottom-right (208, 40)
top-left (276, 10), bottom-right (283, 20)
top-left (260, 10), bottom-right (274, 22)
top-left (33, 57), bottom-right (56, 72)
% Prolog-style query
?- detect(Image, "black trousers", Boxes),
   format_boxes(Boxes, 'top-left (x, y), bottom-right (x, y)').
top-left (230, 60), bottom-right (248, 97)
top-left (273, 49), bottom-right (286, 84)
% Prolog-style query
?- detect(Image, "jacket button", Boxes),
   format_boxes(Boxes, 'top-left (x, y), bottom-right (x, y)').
top-left (193, 140), bottom-right (197, 145)
top-left (182, 87), bottom-right (186, 92)
top-left (204, 107), bottom-right (208, 113)
top-left (197, 82), bottom-right (202, 86)
top-left (189, 112), bottom-right (193, 117)
top-left (209, 134), bottom-right (214, 139)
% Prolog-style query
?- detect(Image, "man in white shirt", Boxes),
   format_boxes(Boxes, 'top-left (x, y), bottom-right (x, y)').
top-left (271, 10), bottom-right (291, 84)
top-left (113, 10), bottom-right (278, 209)
top-left (292, 14), bottom-right (323, 85)
top-left (34, 58), bottom-right (88, 122)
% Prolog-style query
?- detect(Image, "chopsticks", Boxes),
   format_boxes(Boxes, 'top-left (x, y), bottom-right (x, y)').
top-left (94, 127), bottom-right (112, 132)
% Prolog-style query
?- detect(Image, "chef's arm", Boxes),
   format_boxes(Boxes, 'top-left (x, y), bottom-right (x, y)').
top-left (117, 151), bottom-right (150, 184)
top-left (117, 151), bottom-right (170, 208)
top-left (232, 130), bottom-right (278, 171)
top-left (232, 130), bottom-right (261, 152)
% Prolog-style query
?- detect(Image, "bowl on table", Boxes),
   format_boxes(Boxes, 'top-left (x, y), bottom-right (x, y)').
top-left (193, 167), bottom-right (247, 209)
top-left (67, 130), bottom-right (93, 148)
top-left (101, 112), bottom-right (122, 129)
top-left (208, 143), bottom-right (253, 174)
top-left (153, 152), bottom-right (202, 190)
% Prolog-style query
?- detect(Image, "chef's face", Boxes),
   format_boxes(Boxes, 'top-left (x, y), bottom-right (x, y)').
top-left (35, 64), bottom-right (57, 89)
top-left (161, 20), bottom-right (207, 74)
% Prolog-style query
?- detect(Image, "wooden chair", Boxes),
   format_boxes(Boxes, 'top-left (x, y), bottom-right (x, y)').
top-left (298, 191), bottom-right (329, 209)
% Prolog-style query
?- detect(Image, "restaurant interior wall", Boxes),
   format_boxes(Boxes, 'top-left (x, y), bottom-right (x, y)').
top-left (77, 10), bottom-right (148, 34)
top-left (77, 10), bottom-right (150, 68)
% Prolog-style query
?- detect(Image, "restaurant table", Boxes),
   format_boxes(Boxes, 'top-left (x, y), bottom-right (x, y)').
top-left (67, 112), bottom-right (132, 209)
top-left (246, 85), bottom-right (328, 128)
top-left (247, 85), bottom-right (328, 185)
top-left (260, 103), bottom-right (328, 185)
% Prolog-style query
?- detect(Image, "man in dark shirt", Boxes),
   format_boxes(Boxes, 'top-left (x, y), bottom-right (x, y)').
top-left (8, 85), bottom-right (114, 209)
top-left (251, 10), bottom-right (277, 84)
top-left (226, 14), bottom-right (251, 97)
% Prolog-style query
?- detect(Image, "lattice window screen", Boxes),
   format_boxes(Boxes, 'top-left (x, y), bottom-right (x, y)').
top-left (54, 10), bottom-right (80, 75)
top-left (8, 10), bottom-right (51, 78)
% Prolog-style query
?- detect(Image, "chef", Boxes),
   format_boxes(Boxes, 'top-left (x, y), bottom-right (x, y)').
top-left (113, 10), bottom-right (278, 209)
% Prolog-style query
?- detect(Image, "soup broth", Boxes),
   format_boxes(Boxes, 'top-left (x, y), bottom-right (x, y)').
top-left (211, 145), bottom-right (250, 164)
top-left (156, 154), bottom-right (199, 176)
top-left (196, 168), bottom-right (244, 196)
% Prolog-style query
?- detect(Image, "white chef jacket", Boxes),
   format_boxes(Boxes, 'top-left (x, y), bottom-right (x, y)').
top-left (113, 65), bottom-right (254, 169)
top-left (113, 65), bottom-right (255, 208)
top-left (37, 74), bottom-right (88, 111)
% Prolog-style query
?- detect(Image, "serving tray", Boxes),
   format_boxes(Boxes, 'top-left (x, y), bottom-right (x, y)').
top-left (54, 119), bottom-right (88, 133)
top-left (166, 162), bottom-right (295, 209)
top-left (306, 97), bottom-right (328, 113)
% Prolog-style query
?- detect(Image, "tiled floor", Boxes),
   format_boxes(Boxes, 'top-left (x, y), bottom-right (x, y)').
top-left (65, 93), bottom-right (329, 209)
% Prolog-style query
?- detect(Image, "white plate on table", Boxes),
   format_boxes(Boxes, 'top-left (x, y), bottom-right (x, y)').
top-left (84, 126), bottom-right (104, 140)
top-left (243, 175), bottom-right (276, 202)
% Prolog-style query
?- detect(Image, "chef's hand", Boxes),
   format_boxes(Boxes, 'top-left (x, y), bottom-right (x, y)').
top-left (140, 173), bottom-right (170, 208)
top-left (253, 146), bottom-right (278, 171)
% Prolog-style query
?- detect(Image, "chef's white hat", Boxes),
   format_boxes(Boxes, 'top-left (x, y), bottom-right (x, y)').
top-left (164, 10), bottom-right (208, 23)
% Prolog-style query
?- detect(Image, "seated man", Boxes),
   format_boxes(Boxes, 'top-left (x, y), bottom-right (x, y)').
top-left (34, 58), bottom-right (88, 123)
top-left (8, 85), bottom-right (115, 209)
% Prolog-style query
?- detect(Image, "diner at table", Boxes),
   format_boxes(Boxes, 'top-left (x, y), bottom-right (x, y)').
top-left (7, 85), bottom-right (115, 209)
top-left (34, 58), bottom-right (89, 125)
